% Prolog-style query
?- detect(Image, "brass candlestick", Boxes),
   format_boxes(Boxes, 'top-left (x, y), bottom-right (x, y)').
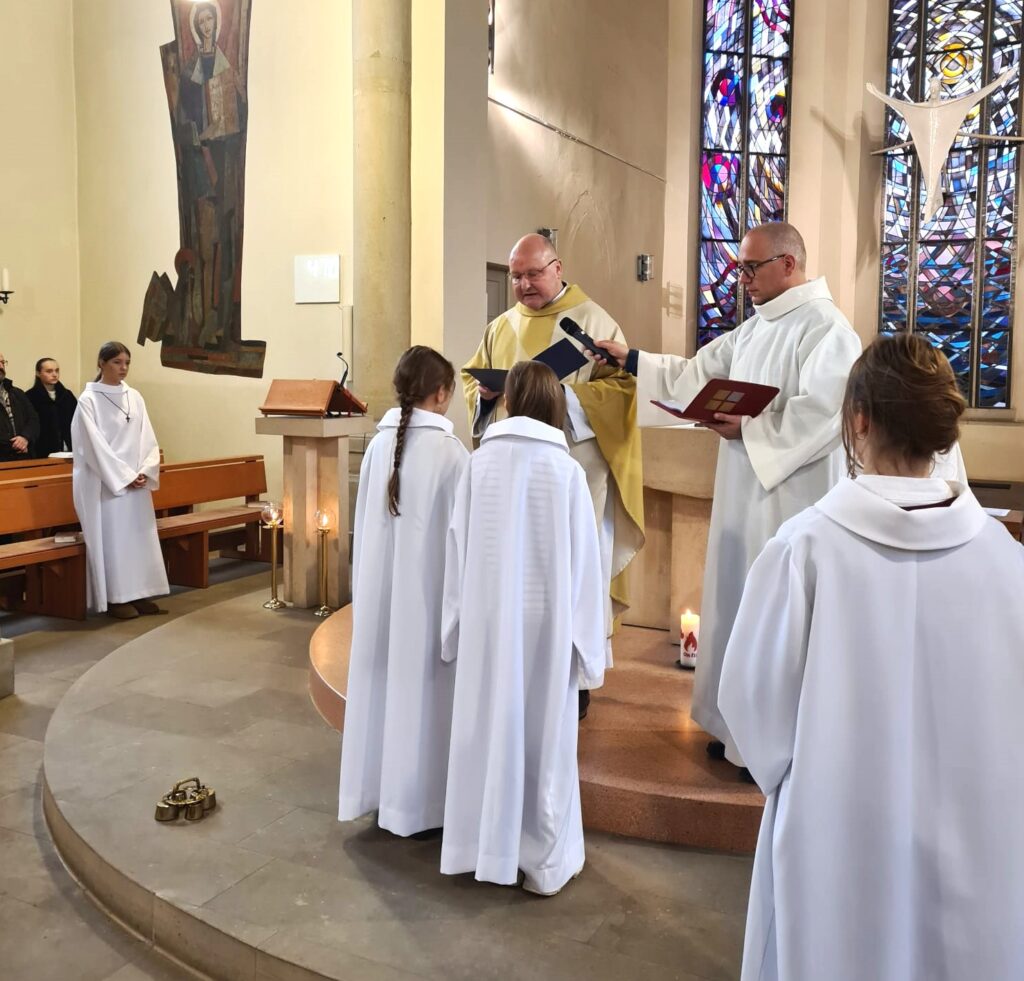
top-left (314, 508), bottom-right (334, 618)
top-left (261, 502), bottom-right (285, 610)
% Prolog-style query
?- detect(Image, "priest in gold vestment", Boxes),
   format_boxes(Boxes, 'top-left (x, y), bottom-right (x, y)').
top-left (462, 234), bottom-right (645, 689)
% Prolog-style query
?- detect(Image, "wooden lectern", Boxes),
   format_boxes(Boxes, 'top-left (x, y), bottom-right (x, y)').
top-left (259, 379), bottom-right (367, 417)
top-left (256, 379), bottom-right (374, 609)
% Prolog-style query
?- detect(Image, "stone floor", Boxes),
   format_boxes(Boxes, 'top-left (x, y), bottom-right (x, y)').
top-left (0, 562), bottom-right (270, 981)
top-left (4, 567), bottom-right (754, 981)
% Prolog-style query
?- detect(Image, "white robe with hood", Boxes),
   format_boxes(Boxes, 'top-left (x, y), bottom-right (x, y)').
top-left (71, 382), bottom-right (168, 611)
top-left (440, 416), bottom-right (606, 894)
top-left (338, 408), bottom-right (469, 836)
top-left (719, 476), bottom-right (1024, 981)
top-left (636, 278), bottom-right (862, 762)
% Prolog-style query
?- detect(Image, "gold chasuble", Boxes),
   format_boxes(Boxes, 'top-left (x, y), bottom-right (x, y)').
top-left (462, 285), bottom-right (645, 619)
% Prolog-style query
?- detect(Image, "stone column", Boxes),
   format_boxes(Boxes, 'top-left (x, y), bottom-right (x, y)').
top-left (353, 0), bottom-right (413, 415)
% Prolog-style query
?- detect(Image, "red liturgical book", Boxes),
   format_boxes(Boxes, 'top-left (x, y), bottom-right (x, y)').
top-left (652, 378), bottom-right (779, 424)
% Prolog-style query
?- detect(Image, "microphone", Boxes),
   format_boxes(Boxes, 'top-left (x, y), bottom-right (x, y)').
top-left (335, 352), bottom-right (349, 390)
top-left (559, 317), bottom-right (605, 359)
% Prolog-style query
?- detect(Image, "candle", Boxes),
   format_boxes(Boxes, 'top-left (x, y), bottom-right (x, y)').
top-left (1, 269), bottom-right (9, 292)
top-left (679, 610), bottom-right (700, 669)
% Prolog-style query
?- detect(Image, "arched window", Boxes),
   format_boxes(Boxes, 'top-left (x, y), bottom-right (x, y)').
top-left (698, 1), bottom-right (795, 347)
top-left (881, 0), bottom-right (1021, 407)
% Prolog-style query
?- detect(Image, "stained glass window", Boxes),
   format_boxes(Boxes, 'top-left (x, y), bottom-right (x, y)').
top-left (881, 0), bottom-right (1021, 407)
top-left (698, 1), bottom-right (795, 347)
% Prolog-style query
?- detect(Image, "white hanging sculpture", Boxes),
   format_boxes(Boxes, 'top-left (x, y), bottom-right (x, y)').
top-left (867, 69), bottom-right (1021, 223)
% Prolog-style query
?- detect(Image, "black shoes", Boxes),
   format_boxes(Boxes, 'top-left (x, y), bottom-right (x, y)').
top-left (706, 739), bottom-right (726, 760)
top-left (578, 689), bottom-right (591, 721)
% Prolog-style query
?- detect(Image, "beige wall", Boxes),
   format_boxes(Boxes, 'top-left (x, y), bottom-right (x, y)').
top-left (0, 0), bottom-right (81, 392)
top-left (72, 0), bottom-right (354, 498)
top-left (486, 0), bottom-right (669, 352)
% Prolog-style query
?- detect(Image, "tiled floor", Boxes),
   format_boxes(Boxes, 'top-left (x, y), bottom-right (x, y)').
top-left (6, 567), bottom-right (754, 981)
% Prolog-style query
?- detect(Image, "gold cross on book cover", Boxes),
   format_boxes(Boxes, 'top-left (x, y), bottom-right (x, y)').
top-left (652, 379), bottom-right (779, 424)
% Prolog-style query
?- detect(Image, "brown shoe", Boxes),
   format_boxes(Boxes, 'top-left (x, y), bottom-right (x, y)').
top-left (107, 602), bottom-right (140, 620)
top-left (130, 599), bottom-right (162, 615)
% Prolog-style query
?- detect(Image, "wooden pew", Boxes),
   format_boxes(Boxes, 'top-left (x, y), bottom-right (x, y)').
top-left (0, 455), bottom-right (273, 619)
top-left (0, 457), bottom-right (72, 482)
top-left (0, 473), bottom-right (85, 619)
top-left (151, 456), bottom-right (269, 589)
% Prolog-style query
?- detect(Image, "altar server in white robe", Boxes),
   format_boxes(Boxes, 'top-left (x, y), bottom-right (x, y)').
top-left (720, 334), bottom-right (1024, 981)
top-left (71, 341), bottom-right (168, 620)
top-left (441, 361), bottom-right (606, 896)
top-left (339, 347), bottom-right (469, 836)
top-left (593, 222), bottom-right (862, 770)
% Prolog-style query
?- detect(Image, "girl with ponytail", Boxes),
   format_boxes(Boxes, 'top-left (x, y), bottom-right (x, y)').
top-left (339, 346), bottom-right (468, 836)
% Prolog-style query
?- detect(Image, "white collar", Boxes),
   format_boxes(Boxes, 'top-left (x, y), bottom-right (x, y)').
top-left (855, 474), bottom-right (956, 508)
top-left (377, 406), bottom-right (454, 434)
top-left (86, 381), bottom-right (128, 394)
top-left (481, 416), bottom-right (569, 450)
top-left (815, 477), bottom-right (988, 551)
top-left (544, 283), bottom-right (569, 307)
top-left (753, 277), bottom-right (833, 321)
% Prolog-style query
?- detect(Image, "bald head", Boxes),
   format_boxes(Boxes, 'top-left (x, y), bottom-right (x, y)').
top-left (509, 234), bottom-right (563, 310)
top-left (745, 222), bottom-right (807, 270)
top-left (510, 233), bottom-right (558, 267)
top-left (738, 222), bottom-right (808, 305)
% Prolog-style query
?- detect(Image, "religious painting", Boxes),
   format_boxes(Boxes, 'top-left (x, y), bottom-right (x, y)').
top-left (697, 0), bottom-right (795, 347)
top-left (138, 0), bottom-right (266, 378)
top-left (880, 0), bottom-right (1020, 408)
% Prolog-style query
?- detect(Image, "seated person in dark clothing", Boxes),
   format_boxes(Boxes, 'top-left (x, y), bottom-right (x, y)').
top-left (0, 353), bottom-right (40, 462)
top-left (26, 357), bottom-right (77, 457)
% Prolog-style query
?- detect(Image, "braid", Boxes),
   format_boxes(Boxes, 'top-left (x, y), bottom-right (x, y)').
top-left (387, 397), bottom-right (415, 516)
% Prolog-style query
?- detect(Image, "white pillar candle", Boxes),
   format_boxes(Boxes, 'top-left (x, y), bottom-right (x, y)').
top-left (679, 610), bottom-right (700, 669)
top-left (1, 269), bottom-right (9, 292)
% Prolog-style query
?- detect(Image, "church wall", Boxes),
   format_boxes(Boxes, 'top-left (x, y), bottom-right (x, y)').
top-left (72, 0), bottom-right (354, 499)
top-left (485, 0), bottom-right (670, 353)
top-left (0, 0), bottom-right (82, 392)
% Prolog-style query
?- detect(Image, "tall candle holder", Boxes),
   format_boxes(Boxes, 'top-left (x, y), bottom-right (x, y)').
top-left (313, 508), bottom-right (334, 618)
top-left (261, 502), bottom-right (285, 610)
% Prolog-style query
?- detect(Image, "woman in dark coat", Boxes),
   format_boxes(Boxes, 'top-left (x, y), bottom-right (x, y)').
top-left (27, 358), bottom-right (77, 457)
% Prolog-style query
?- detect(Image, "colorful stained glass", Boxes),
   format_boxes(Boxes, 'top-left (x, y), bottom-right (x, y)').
top-left (916, 328), bottom-right (973, 395)
top-left (748, 58), bottom-right (787, 154)
top-left (698, 1), bottom-right (793, 345)
top-left (882, 244), bottom-right (912, 327)
top-left (916, 240), bottom-right (975, 328)
top-left (884, 154), bottom-right (916, 241)
top-left (880, 0), bottom-right (1020, 407)
top-left (699, 240), bottom-right (741, 330)
top-left (985, 146), bottom-right (1017, 235)
top-left (705, 0), bottom-right (746, 53)
top-left (701, 152), bottom-right (743, 240)
top-left (919, 147), bottom-right (979, 240)
top-left (704, 54), bottom-right (745, 150)
top-left (748, 155), bottom-right (786, 226)
top-left (978, 329), bottom-right (1011, 405)
top-left (751, 0), bottom-right (792, 57)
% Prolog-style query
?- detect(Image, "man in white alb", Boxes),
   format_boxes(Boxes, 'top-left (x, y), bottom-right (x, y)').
top-left (593, 222), bottom-right (862, 775)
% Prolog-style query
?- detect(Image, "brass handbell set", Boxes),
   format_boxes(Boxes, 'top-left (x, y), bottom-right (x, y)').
top-left (154, 777), bottom-right (218, 823)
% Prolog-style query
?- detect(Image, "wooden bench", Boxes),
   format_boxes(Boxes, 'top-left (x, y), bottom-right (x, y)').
top-left (0, 456), bottom-right (273, 620)
top-left (152, 456), bottom-right (270, 589)
top-left (0, 457), bottom-right (73, 482)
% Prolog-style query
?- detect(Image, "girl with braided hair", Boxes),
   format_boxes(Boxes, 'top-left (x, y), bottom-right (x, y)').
top-left (339, 346), bottom-right (469, 836)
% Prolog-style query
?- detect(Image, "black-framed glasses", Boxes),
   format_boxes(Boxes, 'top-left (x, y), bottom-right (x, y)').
top-left (736, 255), bottom-right (785, 279)
top-left (509, 257), bottom-right (558, 285)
